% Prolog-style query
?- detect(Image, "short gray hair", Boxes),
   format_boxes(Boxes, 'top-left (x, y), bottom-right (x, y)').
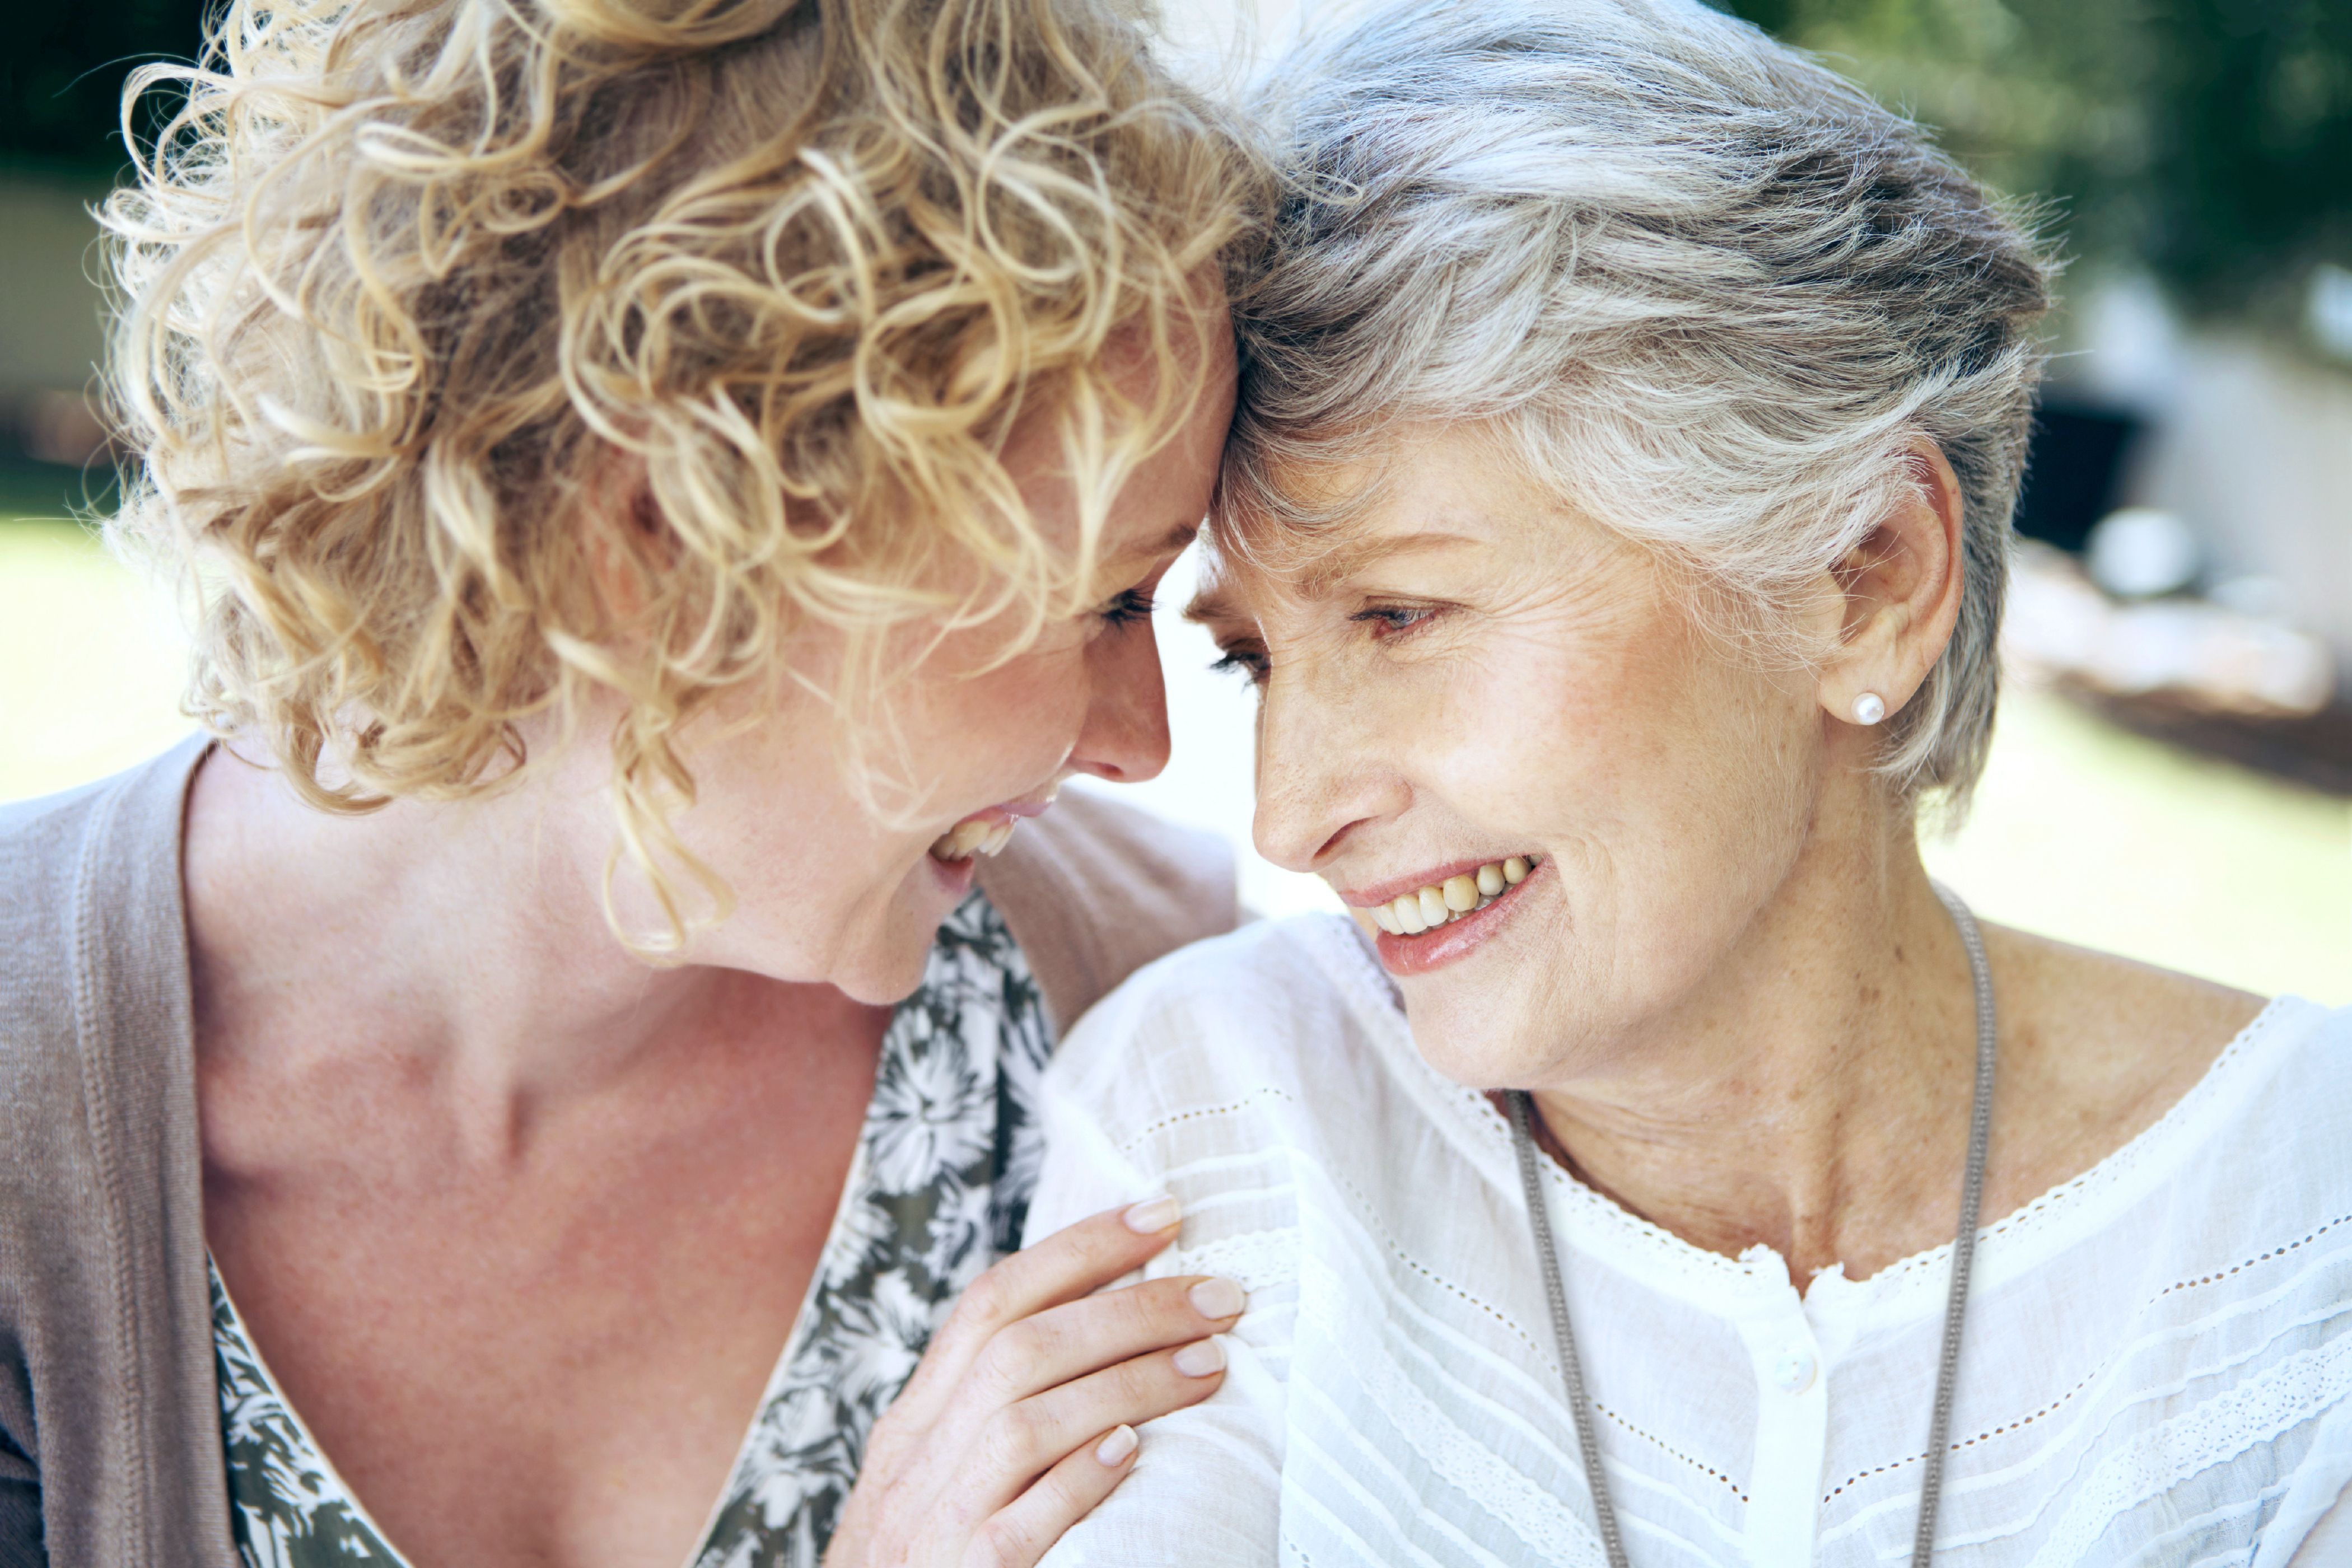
top-left (1220, 0), bottom-right (2055, 806)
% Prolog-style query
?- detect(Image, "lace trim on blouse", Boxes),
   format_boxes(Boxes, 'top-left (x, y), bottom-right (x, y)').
top-left (1299, 909), bottom-right (2311, 1314)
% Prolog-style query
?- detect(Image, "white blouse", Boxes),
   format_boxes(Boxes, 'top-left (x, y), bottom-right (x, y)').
top-left (1025, 914), bottom-right (2352, 1567)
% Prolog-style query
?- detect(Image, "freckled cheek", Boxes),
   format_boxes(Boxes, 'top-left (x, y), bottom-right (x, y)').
top-left (954, 656), bottom-right (1091, 777)
top-left (1430, 645), bottom-right (1650, 829)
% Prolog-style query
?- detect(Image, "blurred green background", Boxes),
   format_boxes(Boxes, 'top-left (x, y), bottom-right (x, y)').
top-left (2, 0), bottom-right (2346, 1002)
top-left (1715, 0), bottom-right (2352, 329)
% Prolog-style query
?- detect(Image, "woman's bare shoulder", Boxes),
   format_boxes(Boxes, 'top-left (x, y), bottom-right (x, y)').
top-left (1986, 923), bottom-right (2269, 1049)
top-left (1980, 923), bottom-right (2271, 1186)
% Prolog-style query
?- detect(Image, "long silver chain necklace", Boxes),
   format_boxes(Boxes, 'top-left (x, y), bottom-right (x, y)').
top-left (1506, 884), bottom-right (1998, 1568)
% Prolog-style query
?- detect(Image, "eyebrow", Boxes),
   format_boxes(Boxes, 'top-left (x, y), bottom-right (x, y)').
top-left (1186, 583), bottom-right (1240, 625)
top-left (1185, 529), bottom-right (1482, 624)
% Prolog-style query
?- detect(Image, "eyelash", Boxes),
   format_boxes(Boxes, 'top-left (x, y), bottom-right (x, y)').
top-left (1209, 646), bottom-right (1268, 685)
top-left (1209, 603), bottom-right (1439, 688)
top-left (1099, 589), bottom-right (1155, 628)
top-left (1350, 603), bottom-right (1439, 639)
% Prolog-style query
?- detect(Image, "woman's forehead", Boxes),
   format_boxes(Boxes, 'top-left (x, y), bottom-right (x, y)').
top-left (1198, 430), bottom-right (1572, 613)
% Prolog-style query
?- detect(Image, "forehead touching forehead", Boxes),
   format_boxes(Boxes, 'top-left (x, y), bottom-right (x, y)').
top-left (1193, 445), bottom-right (1369, 625)
top-left (996, 290), bottom-right (1233, 587)
top-left (1192, 420), bottom-right (1533, 623)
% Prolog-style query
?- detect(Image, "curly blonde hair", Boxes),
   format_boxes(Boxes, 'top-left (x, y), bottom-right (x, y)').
top-left (104, 0), bottom-right (1258, 946)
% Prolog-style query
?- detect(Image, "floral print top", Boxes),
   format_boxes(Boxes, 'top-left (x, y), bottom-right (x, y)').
top-left (212, 890), bottom-right (1054, 1568)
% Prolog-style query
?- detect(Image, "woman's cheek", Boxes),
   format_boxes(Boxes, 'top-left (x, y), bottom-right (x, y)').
top-left (981, 655), bottom-right (1088, 768)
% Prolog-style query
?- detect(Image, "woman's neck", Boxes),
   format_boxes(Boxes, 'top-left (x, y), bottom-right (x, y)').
top-left (1527, 814), bottom-right (1986, 1289)
top-left (184, 740), bottom-right (883, 1171)
top-left (1522, 788), bottom-right (2266, 1291)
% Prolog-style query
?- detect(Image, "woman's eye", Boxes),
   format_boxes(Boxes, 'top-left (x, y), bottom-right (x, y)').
top-left (1209, 645), bottom-right (1270, 687)
top-left (1098, 588), bottom-right (1155, 629)
top-left (1348, 604), bottom-right (1439, 638)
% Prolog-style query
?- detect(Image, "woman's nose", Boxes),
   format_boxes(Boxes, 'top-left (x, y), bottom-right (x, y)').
top-left (1252, 668), bottom-right (1407, 874)
top-left (1063, 620), bottom-right (1173, 785)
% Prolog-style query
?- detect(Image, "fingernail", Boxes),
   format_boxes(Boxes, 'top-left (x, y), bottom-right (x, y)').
top-left (1122, 1196), bottom-right (1181, 1234)
top-left (1188, 1277), bottom-right (1245, 1319)
top-left (1174, 1338), bottom-right (1226, 1378)
top-left (1094, 1424), bottom-right (1138, 1466)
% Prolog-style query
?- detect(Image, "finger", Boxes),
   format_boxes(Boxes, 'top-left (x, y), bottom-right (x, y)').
top-left (898, 1199), bottom-right (1185, 1421)
top-left (962, 1425), bottom-right (1140, 1568)
top-left (956, 1272), bottom-right (1245, 1418)
top-left (962, 1337), bottom-right (1228, 1518)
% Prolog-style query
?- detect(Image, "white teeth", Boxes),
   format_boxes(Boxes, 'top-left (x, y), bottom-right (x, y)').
top-left (928, 818), bottom-right (1018, 864)
top-left (930, 820), bottom-right (990, 862)
top-left (1363, 855), bottom-right (1539, 936)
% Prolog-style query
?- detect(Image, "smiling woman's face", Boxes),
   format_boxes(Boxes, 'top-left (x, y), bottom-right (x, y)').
top-left (620, 328), bottom-right (1236, 1004)
top-left (1201, 425), bottom-right (1841, 1090)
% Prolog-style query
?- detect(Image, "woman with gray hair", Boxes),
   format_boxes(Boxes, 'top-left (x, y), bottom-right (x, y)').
top-left (1018, 0), bottom-right (2352, 1562)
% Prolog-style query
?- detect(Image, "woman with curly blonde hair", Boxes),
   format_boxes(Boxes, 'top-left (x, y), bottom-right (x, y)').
top-left (0, 0), bottom-right (1264, 1563)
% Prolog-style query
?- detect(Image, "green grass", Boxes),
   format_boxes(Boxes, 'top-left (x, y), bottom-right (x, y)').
top-left (1924, 688), bottom-right (2351, 1005)
top-left (0, 487), bottom-right (193, 808)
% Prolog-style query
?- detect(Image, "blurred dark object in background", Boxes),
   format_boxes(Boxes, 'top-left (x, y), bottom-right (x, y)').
top-left (2008, 544), bottom-right (2346, 797)
top-left (0, 391), bottom-right (110, 469)
top-left (1, 0), bottom-right (207, 481)
top-left (2014, 398), bottom-right (2141, 556)
top-left (2071, 685), bottom-right (2352, 800)
top-left (1710, 0), bottom-right (2352, 344)
top-left (2, 0), bottom-right (208, 179)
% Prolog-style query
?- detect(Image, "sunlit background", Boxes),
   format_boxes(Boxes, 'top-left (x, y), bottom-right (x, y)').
top-left (2, 0), bottom-right (2346, 1002)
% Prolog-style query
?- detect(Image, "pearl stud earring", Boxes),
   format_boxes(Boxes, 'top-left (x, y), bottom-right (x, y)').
top-left (1852, 692), bottom-right (1887, 726)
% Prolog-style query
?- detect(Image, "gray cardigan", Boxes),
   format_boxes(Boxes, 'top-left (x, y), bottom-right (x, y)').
top-left (0, 738), bottom-right (1238, 1568)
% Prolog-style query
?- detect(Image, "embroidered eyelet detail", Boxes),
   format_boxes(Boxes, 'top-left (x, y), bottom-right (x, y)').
top-left (1593, 1401), bottom-right (1749, 1501)
top-left (1821, 1207), bottom-right (2352, 1504)
top-left (2157, 1212), bottom-right (2352, 1299)
top-left (1118, 1084), bottom-right (1301, 1156)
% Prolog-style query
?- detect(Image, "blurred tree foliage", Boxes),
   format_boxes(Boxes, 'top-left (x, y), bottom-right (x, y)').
top-left (3, 1), bottom-right (2345, 329)
top-left (0, 0), bottom-right (208, 179)
top-left (1712, 0), bottom-right (2352, 327)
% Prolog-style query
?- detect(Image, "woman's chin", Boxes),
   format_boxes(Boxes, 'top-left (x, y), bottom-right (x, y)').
top-left (825, 912), bottom-right (948, 1005)
top-left (1401, 1000), bottom-right (1544, 1093)
top-left (741, 856), bottom-right (970, 1005)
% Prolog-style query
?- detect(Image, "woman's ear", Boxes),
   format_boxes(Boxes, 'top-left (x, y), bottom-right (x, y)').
top-left (1817, 438), bottom-right (1967, 728)
top-left (583, 454), bottom-right (668, 628)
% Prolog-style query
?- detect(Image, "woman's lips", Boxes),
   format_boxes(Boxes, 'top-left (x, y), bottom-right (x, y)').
top-left (927, 785), bottom-right (1063, 864)
top-left (1346, 855), bottom-right (1544, 977)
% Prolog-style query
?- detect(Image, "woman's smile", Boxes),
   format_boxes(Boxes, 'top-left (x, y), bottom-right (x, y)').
top-left (927, 785), bottom-right (1066, 866)
top-left (1337, 852), bottom-right (1545, 976)
top-left (921, 786), bottom-right (1068, 895)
